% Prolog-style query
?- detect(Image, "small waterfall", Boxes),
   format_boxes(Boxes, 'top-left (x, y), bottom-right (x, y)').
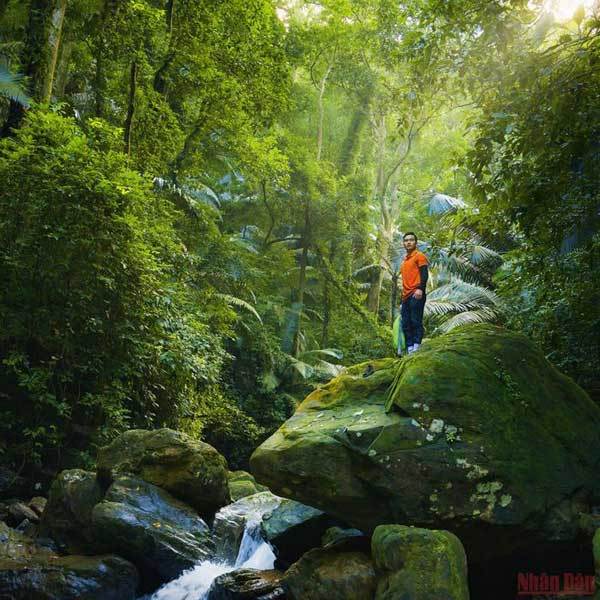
top-left (144, 501), bottom-right (277, 600)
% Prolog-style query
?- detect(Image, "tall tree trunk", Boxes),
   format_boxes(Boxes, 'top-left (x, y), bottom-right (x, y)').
top-left (2, 0), bottom-right (67, 135)
top-left (154, 0), bottom-right (177, 96)
top-left (316, 64), bottom-right (332, 161)
top-left (54, 39), bottom-right (73, 99)
top-left (93, 0), bottom-right (119, 118)
top-left (40, 0), bottom-right (67, 103)
top-left (366, 113), bottom-right (389, 315)
top-left (292, 197), bottom-right (311, 357)
top-left (124, 61), bottom-right (138, 157)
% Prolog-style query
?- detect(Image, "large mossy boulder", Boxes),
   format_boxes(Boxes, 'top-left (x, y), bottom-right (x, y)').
top-left (90, 475), bottom-right (214, 585)
top-left (39, 469), bottom-right (105, 552)
top-left (251, 325), bottom-right (600, 554)
top-left (0, 522), bottom-right (138, 599)
top-left (372, 524), bottom-right (469, 600)
top-left (282, 547), bottom-right (376, 600)
top-left (97, 428), bottom-right (230, 516)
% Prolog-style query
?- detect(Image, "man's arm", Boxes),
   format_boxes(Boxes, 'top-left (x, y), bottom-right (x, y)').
top-left (418, 264), bottom-right (428, 292)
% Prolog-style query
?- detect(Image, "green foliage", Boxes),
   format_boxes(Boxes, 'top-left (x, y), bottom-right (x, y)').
top-left (0, 110), bottom-right (226, 467)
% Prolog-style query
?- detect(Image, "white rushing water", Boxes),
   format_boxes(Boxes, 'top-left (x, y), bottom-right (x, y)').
top-left (146, 510), bottom-right (277, 600)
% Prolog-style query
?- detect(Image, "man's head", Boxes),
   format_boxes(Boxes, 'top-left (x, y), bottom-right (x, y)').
top-left (403, 232), bottom-right (418, 253)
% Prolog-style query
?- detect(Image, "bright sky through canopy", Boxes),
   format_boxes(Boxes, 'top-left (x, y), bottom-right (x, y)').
top-left (541, 0), bottom-right (597, 21)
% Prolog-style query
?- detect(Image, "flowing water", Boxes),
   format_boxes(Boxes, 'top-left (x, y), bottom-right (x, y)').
top-left (142, 497), bottom-right (278, 600)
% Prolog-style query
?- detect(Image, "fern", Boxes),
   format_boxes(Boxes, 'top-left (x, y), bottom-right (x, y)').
top-left (0, 62), bottom-right (29, 106)
top-left (215, 293), bottom-right (262, 323)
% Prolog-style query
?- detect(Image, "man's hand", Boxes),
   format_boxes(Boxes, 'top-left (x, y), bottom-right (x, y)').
top-left (413, 289), bottom-right (423, 300)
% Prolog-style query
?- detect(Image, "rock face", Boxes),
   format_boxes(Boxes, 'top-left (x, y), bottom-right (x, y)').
top-left (0, 522), bottom-right (138, 600)
top-left (261, 497), bottom-right (333, 567)
top-left (251, 325), bottom-right (600, 554)
top-left (39, 469), bottom-right (105, 552)
top-left (212, 491), bottom-right (333, 567)
top-left (372, 524), bottom-right (469, 600)
top-left (208, 569), bottom-right (285, 600)
top-left (97, 428), bottom-right (230, 516)
top-left (90, 475), bottom-right (214, 585)
top-left (282, 547), bottom-right (376, 600)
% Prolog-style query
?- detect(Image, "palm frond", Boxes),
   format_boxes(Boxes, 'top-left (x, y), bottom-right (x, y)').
top-left (469, 244), bottom-right (502, 265)
top-left (436, 307), bottom-right (500, 333)
top-left (431, 251), bottom-right (483, 283)
top-left (428, 279), bottom-right (502, 307)
top-left (427, 193), bottom-right (468, 215)
top-left (300, 348), bottom-right (343, 360)
top-left (0, 63), bottom-right (29, 106)
top-left (425, 300), bottom-right (471, 317)
top-left (215, 293), bottom-right (262, 323)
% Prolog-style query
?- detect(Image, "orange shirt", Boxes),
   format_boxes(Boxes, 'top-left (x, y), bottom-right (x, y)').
top-left (401, 250), bottom-right (429, 300)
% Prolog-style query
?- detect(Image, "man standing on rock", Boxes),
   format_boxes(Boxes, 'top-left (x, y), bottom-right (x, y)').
top-left (401, 232), bottom-right (429, 354)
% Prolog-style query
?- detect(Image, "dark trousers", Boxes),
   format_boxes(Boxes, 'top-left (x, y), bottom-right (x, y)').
top-left (401, 293), bottom-right (426, 348)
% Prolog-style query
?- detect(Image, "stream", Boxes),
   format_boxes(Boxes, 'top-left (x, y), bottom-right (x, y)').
top-left (141, 495), bottom-right (278, 600)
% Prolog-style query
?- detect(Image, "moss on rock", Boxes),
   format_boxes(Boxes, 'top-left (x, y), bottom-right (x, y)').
top-left (38, 469), bottom-right (105, 552)
top-left (251, 325), bottom-right (600, 550)
top-left (282, 547), bottom-right (376, 600)
top-left (372, 524), bottom-right (469, 600)
top-left (97, 428), bottom-right (230, 517)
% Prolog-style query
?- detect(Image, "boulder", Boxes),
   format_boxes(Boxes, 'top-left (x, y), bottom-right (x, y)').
top-left (282, 547), bottom-right (376, 600)
top-left (372, 524), bottom-right (469, 600)
top-left (229, 471), bottom-right (268, 501)
top-left (213, 492), bottom-right (281, 563)
top-left (212, 491), bottom-right (333, 567)
top-left (97, 428), bottom-right (229, 516)
top-left (261, 497), bottom-right (333, 567)
top-left (208, 569), bottom-right (285, 600)
top-left (251, 325), bottom-right (600, 555)
top-left (39, 469), bottom-right (105, 552)
top-left (7, 501), bottom-right (39, 525)
top-left (0, 522), bottom-right (137, 599)
top-left (90, 475), bottom-right (214, 586)
top-left (321, 526), bottom-right (369, 553)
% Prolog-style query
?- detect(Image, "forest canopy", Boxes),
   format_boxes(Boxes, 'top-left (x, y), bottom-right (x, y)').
top-left (0, 0), bottom-right (598, 474)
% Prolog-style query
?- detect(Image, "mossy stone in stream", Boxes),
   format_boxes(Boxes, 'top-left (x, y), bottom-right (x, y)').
top-left (372, 524), bottom-right (469, 600)
top-left (251, 325), bottom-right (600, 554)
top-left (282, 547), bottom-right (376, 600)
top-left (0, 522), bottom-right (138, 599)
top-left (97, 428), bottom-right (230, 516)
top-left (38, 469), bottom-right (105, 552)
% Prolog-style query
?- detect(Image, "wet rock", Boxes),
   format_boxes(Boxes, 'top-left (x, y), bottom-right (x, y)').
top-left (208, 568), bottom-right (285, 600)
top-left (90, 475), bottom-right (214, 586)
top-left (8, 501), bottom-right (39, 525)
top-left (261, 498), bottom-right (333, 567)
top-left (213, 492), bottom-right (281, 563)
top-left (0, 522), bottom-right (138, 599)
top-left (321, 526), bottom-right (369, 553)
top-left (97, 428), bottom-right (230, 517)
top-left (282, 547), bottom-right (376, 600)
top-left (39, 469), bottom-right (105, 552)
top-left (372, 524), bottom-right (469, 600)
top-left (213, 491), bottom-right (332, 567)
top-left (251, 325), bottom-right (600, 558)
